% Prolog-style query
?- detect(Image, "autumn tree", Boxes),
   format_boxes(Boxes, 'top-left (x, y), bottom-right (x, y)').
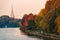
top-left (27, 13), bottom-right (36, 30)
top-left (36, 9), bottom-right (48, 33)
top-left (20, 13), bottom-right (37, 32)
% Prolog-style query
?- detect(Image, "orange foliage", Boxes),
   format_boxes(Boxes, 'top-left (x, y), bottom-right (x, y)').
top-left (45, 0), bottom-right (52, 12)
top-left (56, 16), bottom-right (60, 34)
top-left (23, 14), bottom-right (28, 26)
top-left (38, 9), bottom-right (45, 16)
top-left (53, 0), bottom-right (60, 9)
top-left (27, 13), bottom-right (34, 20)
top-left (22, 13), bottom-right (37, 27)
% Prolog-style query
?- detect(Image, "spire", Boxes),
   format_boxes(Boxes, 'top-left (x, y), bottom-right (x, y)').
top-left (11, 4), bottom-right (15, 19)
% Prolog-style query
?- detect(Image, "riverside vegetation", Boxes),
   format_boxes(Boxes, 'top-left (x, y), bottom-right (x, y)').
top-left (20, 0), bottom-right (60, 38)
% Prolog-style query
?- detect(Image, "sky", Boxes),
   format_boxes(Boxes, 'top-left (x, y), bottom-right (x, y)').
top-left (0, 0), bottom-right (47, 19)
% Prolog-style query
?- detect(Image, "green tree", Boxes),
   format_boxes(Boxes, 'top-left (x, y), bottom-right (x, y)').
top-left (27, 20), bottom-right (36, 30)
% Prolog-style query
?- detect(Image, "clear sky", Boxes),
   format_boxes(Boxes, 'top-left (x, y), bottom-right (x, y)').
top-left (0, 0), bottom-right (47, 19)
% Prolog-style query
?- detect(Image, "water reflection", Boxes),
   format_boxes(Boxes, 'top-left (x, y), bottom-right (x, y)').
top-left (0, 28), bottom-right (43, 40)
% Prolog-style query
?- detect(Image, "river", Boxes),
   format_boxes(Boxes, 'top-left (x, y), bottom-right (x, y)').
top-left (0, 28), bottom-right (43, 40)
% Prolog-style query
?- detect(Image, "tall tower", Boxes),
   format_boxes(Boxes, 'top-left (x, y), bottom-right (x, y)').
top-left (10, 4), bottom-right (15, 19)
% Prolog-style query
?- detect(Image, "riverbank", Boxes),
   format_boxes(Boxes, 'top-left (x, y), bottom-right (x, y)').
top-left (23, 31), bottom-right (60, 40)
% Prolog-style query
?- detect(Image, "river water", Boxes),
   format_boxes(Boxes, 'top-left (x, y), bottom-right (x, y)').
top-left (0, 28), bottom-right (43, 40)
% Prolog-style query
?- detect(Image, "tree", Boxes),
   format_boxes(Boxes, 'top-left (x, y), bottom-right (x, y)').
top-left (27, 20), bottom-right (36, 30)
top-left (55, 5), bottom-right (60, 35)
top-left (20, 13), bottom-right (37, 32)
top-left (36, 9), bottom-right (47, 32)
top-left (0, 15), bottom-right (10, 28)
